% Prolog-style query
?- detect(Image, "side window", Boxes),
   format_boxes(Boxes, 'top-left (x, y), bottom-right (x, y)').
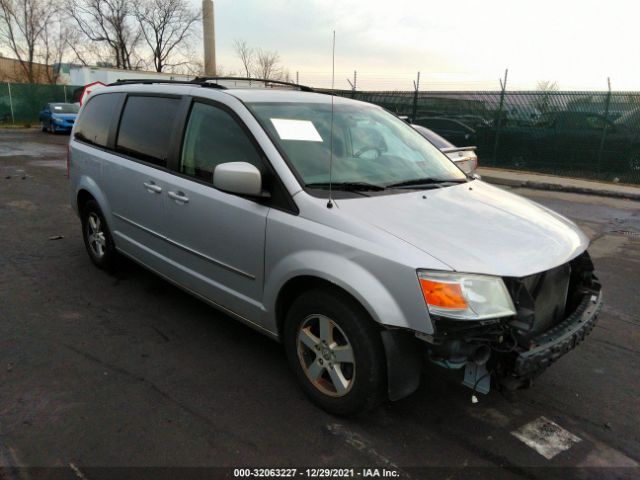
top-left (180, 102), bottom-right (263, 182)
top-left (116, 96), bottom-right (181, 167)
top-left (75, 93), bottom-right (122, 148)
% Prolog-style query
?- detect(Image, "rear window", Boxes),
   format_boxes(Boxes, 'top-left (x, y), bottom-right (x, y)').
top-left (116, 96), bottom-right (181, 167)
top-left (51, 103), bottom-right (80, 114)
top-left (75, 93), bottom-right (122, 148)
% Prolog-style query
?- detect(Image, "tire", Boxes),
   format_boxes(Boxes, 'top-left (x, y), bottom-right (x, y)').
top-left (41, 122), bottom-right (46, 132)
top-left (284, 288), bottom-right (386, 416)
top-left (81, 199), bottom-right (118, 270)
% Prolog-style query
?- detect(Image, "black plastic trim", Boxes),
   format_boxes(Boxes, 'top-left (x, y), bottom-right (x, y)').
top-left (513, 289), bottom-right (602, 376)
top-left (380, 329), bottom-right (423, 401)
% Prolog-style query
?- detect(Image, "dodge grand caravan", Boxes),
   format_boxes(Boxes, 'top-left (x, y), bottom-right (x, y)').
top-left (69, 78), bottom-right (602, 415)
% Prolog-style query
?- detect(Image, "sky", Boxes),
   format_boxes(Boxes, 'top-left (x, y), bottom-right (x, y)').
top-left (195, 0), bottom-right (639, 91)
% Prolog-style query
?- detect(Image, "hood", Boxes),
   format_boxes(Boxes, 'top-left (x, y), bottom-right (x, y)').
top-left (335, 181), bottom-right (589, 277)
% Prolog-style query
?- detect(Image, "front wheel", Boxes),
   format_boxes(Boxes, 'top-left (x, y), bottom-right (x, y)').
top-left (284, 289), bottom-right (386, 416)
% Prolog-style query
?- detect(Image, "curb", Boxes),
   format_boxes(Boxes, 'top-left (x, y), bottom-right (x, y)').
top-left (481, 175), bottom-right (640, 202)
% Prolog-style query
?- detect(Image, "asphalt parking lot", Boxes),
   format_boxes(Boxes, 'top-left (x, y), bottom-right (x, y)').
top-left (1, 129), bottom-right (639, 479)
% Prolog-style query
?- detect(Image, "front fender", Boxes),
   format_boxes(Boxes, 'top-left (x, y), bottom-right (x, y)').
top-left (263, 250), bottom-right (408, 333)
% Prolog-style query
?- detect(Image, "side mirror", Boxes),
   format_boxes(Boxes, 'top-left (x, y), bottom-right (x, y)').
top-left (213, 162), bottom-right (262, 197)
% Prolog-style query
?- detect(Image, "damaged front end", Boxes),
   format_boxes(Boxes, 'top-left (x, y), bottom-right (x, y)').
top-left (421, 251), bottom-right (602, 394)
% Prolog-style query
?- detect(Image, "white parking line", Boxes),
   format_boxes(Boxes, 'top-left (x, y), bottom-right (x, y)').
top-left (511, 416), bottom-right (581, 460)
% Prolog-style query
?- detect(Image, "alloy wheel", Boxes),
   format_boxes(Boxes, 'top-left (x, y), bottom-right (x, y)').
top-left (86, 212), bottom-right (106, 258)
top-left (297, 314), bottom-right (356, 397)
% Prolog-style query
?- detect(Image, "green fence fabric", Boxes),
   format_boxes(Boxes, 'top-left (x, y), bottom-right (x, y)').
top-left (2, 83), bottom-right (639, 184)
top-left (338, 90), bottom-right (640, 184)
top-left (0, 83), bottom-right (82, 125)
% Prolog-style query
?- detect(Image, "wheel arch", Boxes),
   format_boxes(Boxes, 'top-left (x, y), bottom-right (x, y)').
top-left (273, 273), bottom-right (424, 402)
top-left (73, 175), bottom-right (112, 221)
top-left (274, 275), bottom-right (374, 339)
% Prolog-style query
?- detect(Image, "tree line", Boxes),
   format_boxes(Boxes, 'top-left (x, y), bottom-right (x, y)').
top-left (0, 0), bottom-right (201, 83)
top-left (0, 0), bottom-right (291, 85)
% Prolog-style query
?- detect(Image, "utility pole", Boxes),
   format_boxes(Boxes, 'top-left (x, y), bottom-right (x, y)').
top-left (492, 68), bottom-right (508, 163)
top-left (411, 71), bottom-right (420, 122)
top-left (202, 0), bottom-right (216, 76)
top-left (597, 77), bottom-right (612, 173)
top-left (296, 71), bottom-right (299, 84)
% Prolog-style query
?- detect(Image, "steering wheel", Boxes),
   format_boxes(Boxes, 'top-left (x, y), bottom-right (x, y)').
top-left (354, 146), bottom-right (382, 158)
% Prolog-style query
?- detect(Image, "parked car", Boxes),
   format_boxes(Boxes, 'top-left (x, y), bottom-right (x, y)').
top-left (412, 124), bottom-right (478, 175)
top-left (485, 111), bottom-right (640, 173)
top-left (39, 102), bottom-right (79, 133)
top-left (413, 116), bottom-right (476, 146)
top-left (69, 79), bottom-right (602, 415)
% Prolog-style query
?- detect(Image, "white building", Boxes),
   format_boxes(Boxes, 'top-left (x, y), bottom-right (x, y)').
top-left (55, 64), bottom-right (195, 86)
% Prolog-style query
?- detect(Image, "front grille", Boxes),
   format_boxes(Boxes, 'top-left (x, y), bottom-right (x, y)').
top-left (504, 252), bottom-right (595, 342)
top-left (520, 263), bottom-right (571, 335)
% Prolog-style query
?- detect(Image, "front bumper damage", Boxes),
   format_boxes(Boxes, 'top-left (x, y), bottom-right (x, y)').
top-left (423, 250), bottom-right (602, 394)
top-left (513, 289), bottom-right (601, 377)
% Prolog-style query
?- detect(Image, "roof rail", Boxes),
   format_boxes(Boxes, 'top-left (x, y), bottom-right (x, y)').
top-left (109, 78), bottom-right (227, 89)
top-left (192, 76), bottom-right (315, 92)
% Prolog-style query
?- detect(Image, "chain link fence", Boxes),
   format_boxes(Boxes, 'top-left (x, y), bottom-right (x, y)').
top-left (2, 82), bottom-right (639, 184)
top-left (0, 83), bottom-right (82, 125)
top-left (339, 90), bottom-right (640, 184)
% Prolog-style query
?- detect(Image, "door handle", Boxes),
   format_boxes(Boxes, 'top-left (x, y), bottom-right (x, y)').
top-left (143, 181), bottom-right (162, 194)
top-left (168, 191), bottom-right (189, 204)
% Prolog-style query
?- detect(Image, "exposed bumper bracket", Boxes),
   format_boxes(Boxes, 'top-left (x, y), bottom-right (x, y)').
top-left (513, 289), bottom-right (602, 377)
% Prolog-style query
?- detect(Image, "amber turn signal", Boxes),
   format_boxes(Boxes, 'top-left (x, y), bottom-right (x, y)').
top-left (419, 278), bottom-right (468, 310)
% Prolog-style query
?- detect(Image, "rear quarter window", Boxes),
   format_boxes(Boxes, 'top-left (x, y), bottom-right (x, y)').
top-left (116, 95), bottom-right (181, 167)
top-left (75, 93), bottom-right (123, 148)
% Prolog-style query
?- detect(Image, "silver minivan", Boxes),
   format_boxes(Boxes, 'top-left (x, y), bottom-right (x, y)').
top-left (69, 78), bottom-right (602, 415)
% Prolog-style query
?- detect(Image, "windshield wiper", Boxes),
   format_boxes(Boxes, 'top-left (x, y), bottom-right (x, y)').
top-left (386, 177), bottom-right (467, 189)
top-left (305, 181), bottom-right (386, 192)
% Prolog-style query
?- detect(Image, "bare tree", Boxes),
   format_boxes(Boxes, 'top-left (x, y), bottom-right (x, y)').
top-left (255, 48), bottom-right (281, 80)
top-left (233, 39), bottom-right (254, 78)
top-left (68, 0), bottom-right (140, 70)
top-left (133, 0), bottom-right (200, 73)
top-left (0, 0), bottom-right (57, 82)
top-left (534, 80), bottom-right (559, 114)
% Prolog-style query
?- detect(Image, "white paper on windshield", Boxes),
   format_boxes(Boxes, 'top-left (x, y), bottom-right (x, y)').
top-left (270, 118), bottom-right (323, 142)
top-left (54, 106), bottom-right (62, 110)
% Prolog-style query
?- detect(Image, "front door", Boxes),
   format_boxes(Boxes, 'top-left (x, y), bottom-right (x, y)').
top-left (163, 100), bottom-right (270, 323)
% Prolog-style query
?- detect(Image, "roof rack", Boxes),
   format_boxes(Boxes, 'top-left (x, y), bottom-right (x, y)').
top-left (108, 76), bottom-right (315, 92)
top-left (109, 78), bottom-right (226, 89)
top-left (192, 76), bottom-right (315, 92)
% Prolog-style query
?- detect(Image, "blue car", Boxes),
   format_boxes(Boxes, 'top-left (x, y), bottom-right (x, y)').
top-left (39, 102), bottom-right (80, 133)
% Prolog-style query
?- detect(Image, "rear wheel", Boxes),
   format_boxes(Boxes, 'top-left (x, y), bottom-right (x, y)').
top-left (81, 200), bottom-right (118, 270)
top-left (284, 289), bottom-right (386, 416)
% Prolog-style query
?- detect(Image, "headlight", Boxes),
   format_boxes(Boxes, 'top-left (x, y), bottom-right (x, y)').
top-left (417, 270), bottom-right (515, 320)
top-left (53, 117), bottom-right (62, 123)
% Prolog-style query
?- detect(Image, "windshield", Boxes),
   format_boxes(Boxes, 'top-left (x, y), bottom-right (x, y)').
top-left (411, 124), bottom-right (455, 149)
top-left (50, 103), bottom-right (80, 114)
top-left (247, 101), bottom-right (466, 190)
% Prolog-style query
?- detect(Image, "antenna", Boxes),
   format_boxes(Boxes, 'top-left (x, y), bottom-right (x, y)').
top-left (327, 30), bottom-right (336, 209)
